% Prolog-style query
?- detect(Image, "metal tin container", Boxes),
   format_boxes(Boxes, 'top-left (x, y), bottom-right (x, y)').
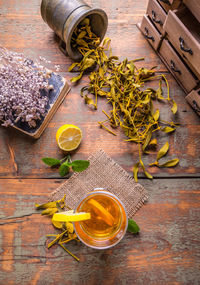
top-left (41, 0), bottom-right (108, 61)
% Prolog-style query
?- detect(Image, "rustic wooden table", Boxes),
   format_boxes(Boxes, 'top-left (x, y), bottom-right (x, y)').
top-left (0, 0), bottom-right (200, 284)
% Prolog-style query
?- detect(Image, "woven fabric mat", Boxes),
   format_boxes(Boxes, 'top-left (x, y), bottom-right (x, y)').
top-left (49, 149), bottom-right (148, 218)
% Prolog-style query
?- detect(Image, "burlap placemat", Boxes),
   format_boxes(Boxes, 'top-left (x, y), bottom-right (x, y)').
top-left (49, 149), bottom-right (148, 218)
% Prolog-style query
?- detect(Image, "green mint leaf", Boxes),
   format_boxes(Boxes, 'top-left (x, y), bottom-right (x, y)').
top-left (66, 155), bottom-right (72, 164)
top-left (59, 163), bottom-right (70, 177)
top-left (71, 160), bottom-right (90, 172)
top-left (127, 219), bottom-right (140, 234)
top-left (42, 157), bottom-right (61, 167)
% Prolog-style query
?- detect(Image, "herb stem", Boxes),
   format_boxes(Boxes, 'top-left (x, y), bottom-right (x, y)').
top-left (68, 18), bottom-right (179, 182)
top-left (60, 156), bottom-right (68, 162)
top-left (59, 242), bottom-right (80, 262)
top-left (59, 238), bottom-right (73, 244)
top-left (98, 122), bottom-right (117, 136)
top-left (132, 57), bottom-right (145, 62)
top-left (47, 230), bottom-right (68, 249)
top-left (162, 74), bottom-right (170, 100)
top-left (138, 143), bottom-right (142, 161)
top-left (98, 118), bottom-right (109, 124)
top-left (102, 109), bottom-right (111, 119)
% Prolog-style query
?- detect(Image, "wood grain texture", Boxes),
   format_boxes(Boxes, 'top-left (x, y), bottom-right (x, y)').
top-left (0, 0), bottom-right (200, 284)
top-left (0, 179), bottom-right (199, 285)
top-left (0, 0), bottom-right (199, 178)
top-left (0, 77), bottom-right (199, 178)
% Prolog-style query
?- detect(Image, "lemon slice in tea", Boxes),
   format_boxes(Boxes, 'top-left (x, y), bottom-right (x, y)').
top-left (88, 198), bottom-right (115, 227)
top-left (53, 210), bottom-right (91, 222)
top-left (56, 124), bottom-right (82, 152)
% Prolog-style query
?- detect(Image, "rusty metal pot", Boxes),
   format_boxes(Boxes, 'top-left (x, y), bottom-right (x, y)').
top-left (41, 0), bottom-right (108, 61)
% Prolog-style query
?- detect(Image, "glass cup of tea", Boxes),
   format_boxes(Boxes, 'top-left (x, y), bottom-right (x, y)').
top-left (73, 188), bottom-right (128, 249)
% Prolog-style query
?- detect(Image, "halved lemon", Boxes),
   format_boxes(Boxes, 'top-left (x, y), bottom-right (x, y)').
top-left (88, 198), bottom-right (115, 227)
top-left (52, 210), bottom-right (91, 222)
top-left (56, 124), bottom-right (82, 152)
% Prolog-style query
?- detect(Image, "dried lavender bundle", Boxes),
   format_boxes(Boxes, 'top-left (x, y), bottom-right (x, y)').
top-left (0, 47), bottom-right (53, 128)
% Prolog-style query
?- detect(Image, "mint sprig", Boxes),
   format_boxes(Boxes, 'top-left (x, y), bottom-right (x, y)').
top-left (59, 162), bottom-right (70, 177)
top-left (42, 155), bottom-right (89, 177)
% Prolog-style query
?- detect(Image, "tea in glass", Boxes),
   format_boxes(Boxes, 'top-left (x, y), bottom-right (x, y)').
top-left (74, 189), bottom-right (128, 249)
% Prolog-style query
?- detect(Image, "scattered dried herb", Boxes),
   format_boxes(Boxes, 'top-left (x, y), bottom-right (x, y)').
top-left (0, 47), bottom-right (53, 128)
top-left (42, 155), bottom-right (89, 177)
top-left (69, 18), bottom-right (179, 181)
top-left (156, 141), bottom-right (169, 161)
top-left (36, 195), bottom-right (80, 262)
top-left (149, 142), bottom-right (179, 168)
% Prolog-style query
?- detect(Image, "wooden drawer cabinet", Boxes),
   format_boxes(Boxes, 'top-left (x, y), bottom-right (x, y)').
top-left (140, 14), bottom-right (162, 50)
top-left (157, 0), bottom-right (181, 12)
top-left (138, 0), bottom-right (200, 116)
top-left (147, 0), bottom-right (166, 35)
top-left (183, 0), bottom-right (200, 22)
top-left (186, 89), bottom-right (200, 116)
top-left (164, 7), bottom-right (200, 76)
top-left (159, 39), bottom-right (198, 92)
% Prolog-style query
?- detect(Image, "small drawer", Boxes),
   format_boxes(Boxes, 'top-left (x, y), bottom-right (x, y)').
top-left (140, 15), bottom-right (162, 51)
top-left (163, 7), bottom-right (200, 77)
top-left (185, 88), bottom-right (200, 116)
top-left (183, 0), bottom-right (200, 23)
top-left (157, 0), bottom-right (181, 12)
top-left (159, 39), bottom-right (198, 93)
top-left (147, 0), bottom-right (167, 35)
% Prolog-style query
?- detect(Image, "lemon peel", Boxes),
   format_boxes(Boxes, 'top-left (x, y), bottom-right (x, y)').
top-left (53, 210), bottom-right (91, 222)
top-left (88, 198), bottom-right (115, 227)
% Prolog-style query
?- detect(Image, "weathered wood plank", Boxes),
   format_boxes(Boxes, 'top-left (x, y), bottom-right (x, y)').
top-left (0, 0), bottom-right (165, 71)
top-left (0, 0), bottom-right (200, 284)
top-left (0, 0), bottom-right (199, 178)
top-left (0, 178), bottom-right (199, 284)
top-left (0, 24), bottom-right (166, 70)
top-left (0, 125), bottom-right (200, 179)
top-left (0, 0), bottom-right (149, 23)
top-left (0, 75), bottom-right (199, 179)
